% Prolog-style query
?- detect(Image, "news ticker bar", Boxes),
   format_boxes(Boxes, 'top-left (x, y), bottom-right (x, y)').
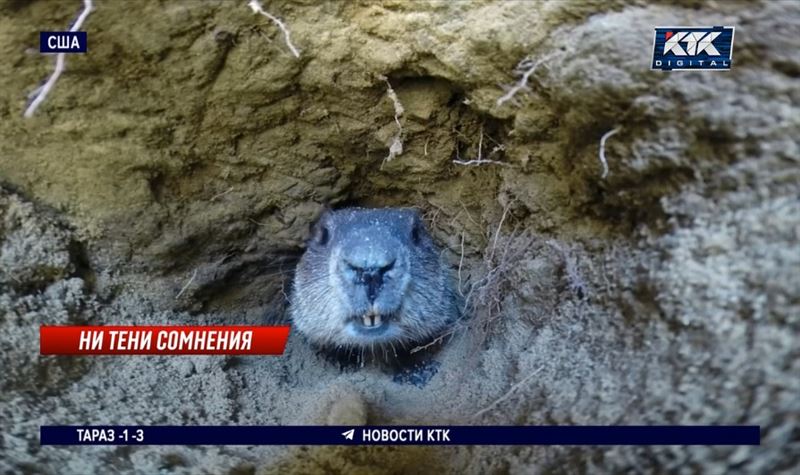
top-left (41, 426), bottom-right (760, 446)
top-left (40, 326), bottom-right (290, 355)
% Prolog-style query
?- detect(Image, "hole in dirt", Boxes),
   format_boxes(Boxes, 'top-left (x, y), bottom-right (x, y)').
top-left (180, 251), bottom-right (301, 323)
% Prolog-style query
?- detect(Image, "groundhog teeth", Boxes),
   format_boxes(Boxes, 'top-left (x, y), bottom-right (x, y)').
top-left (361, 312), bottom-right (382, 327)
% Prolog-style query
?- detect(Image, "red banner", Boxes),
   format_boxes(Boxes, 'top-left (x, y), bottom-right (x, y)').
top-left (40, 326), bottom-right (291, 355)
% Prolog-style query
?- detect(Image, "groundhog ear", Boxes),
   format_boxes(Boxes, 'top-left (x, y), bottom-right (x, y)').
top-left (314, 225), bottom-right (330, 246)
top-left (309, 209), bottom-right (332, 246)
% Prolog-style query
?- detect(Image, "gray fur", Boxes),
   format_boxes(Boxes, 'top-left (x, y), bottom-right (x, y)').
top-left (290, 207), bottom-right (460, 350)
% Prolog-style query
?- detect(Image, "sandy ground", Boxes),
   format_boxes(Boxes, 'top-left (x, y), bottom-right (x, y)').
top-left (1, 0), bottom-right (799, 473)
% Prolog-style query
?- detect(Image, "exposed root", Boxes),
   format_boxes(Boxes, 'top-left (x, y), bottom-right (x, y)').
top-left (598, 127), bottom-right (621, 179)
top-left (210, 187), bottom-right (234, 201)
top-left (175, 269), bottom-right (198, 299)
top-left (462, 203), bottom-right (531, 333)
top-left (473, 366), bottom-right (543, 419)
top-left (410, 331), bottom-right (448, 354)
top-left (458, 231), bottom-right (465, 297)
top-left (378, 75), bottom-right (404, 163)
top-left (547, 240), bottom-right (588, 300)
top-left (248, 0), bottom-right (301, 58)
top-left (24, 0), bottom-right (94, 118)
top-left (496, 54), bottom-right (554, 107)
top-left (453, 125), bottom-right (508, 167)
top-left (489, 202), bottom-right (511, 263)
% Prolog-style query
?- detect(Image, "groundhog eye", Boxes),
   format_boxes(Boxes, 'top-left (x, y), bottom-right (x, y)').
top-left (316, 226), bottom-right (329, 246)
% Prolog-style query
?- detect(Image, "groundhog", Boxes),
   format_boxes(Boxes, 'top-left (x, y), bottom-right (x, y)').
top-left (290, 207), bottom-right (460, 358)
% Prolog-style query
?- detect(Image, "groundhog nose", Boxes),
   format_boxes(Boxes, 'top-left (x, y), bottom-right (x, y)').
top-left (343, 259), bottom-right (395, 303)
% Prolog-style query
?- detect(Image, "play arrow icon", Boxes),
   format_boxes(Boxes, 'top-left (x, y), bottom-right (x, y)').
top-left (342, 429), bottom-right (355, 441)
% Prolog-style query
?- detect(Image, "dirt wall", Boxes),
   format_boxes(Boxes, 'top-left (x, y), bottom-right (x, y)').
top-left (1, 0), bottom-right (798, 473)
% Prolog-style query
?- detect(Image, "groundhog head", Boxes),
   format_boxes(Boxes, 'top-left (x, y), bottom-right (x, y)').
top-left (290, 207), bottom-right (459, 351)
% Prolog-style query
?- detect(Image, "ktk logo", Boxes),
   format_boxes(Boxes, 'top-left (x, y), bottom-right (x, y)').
top-left (663, 31), bottom-right (721, 56)
top-left (652, 26), bottom-right (734, 71)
